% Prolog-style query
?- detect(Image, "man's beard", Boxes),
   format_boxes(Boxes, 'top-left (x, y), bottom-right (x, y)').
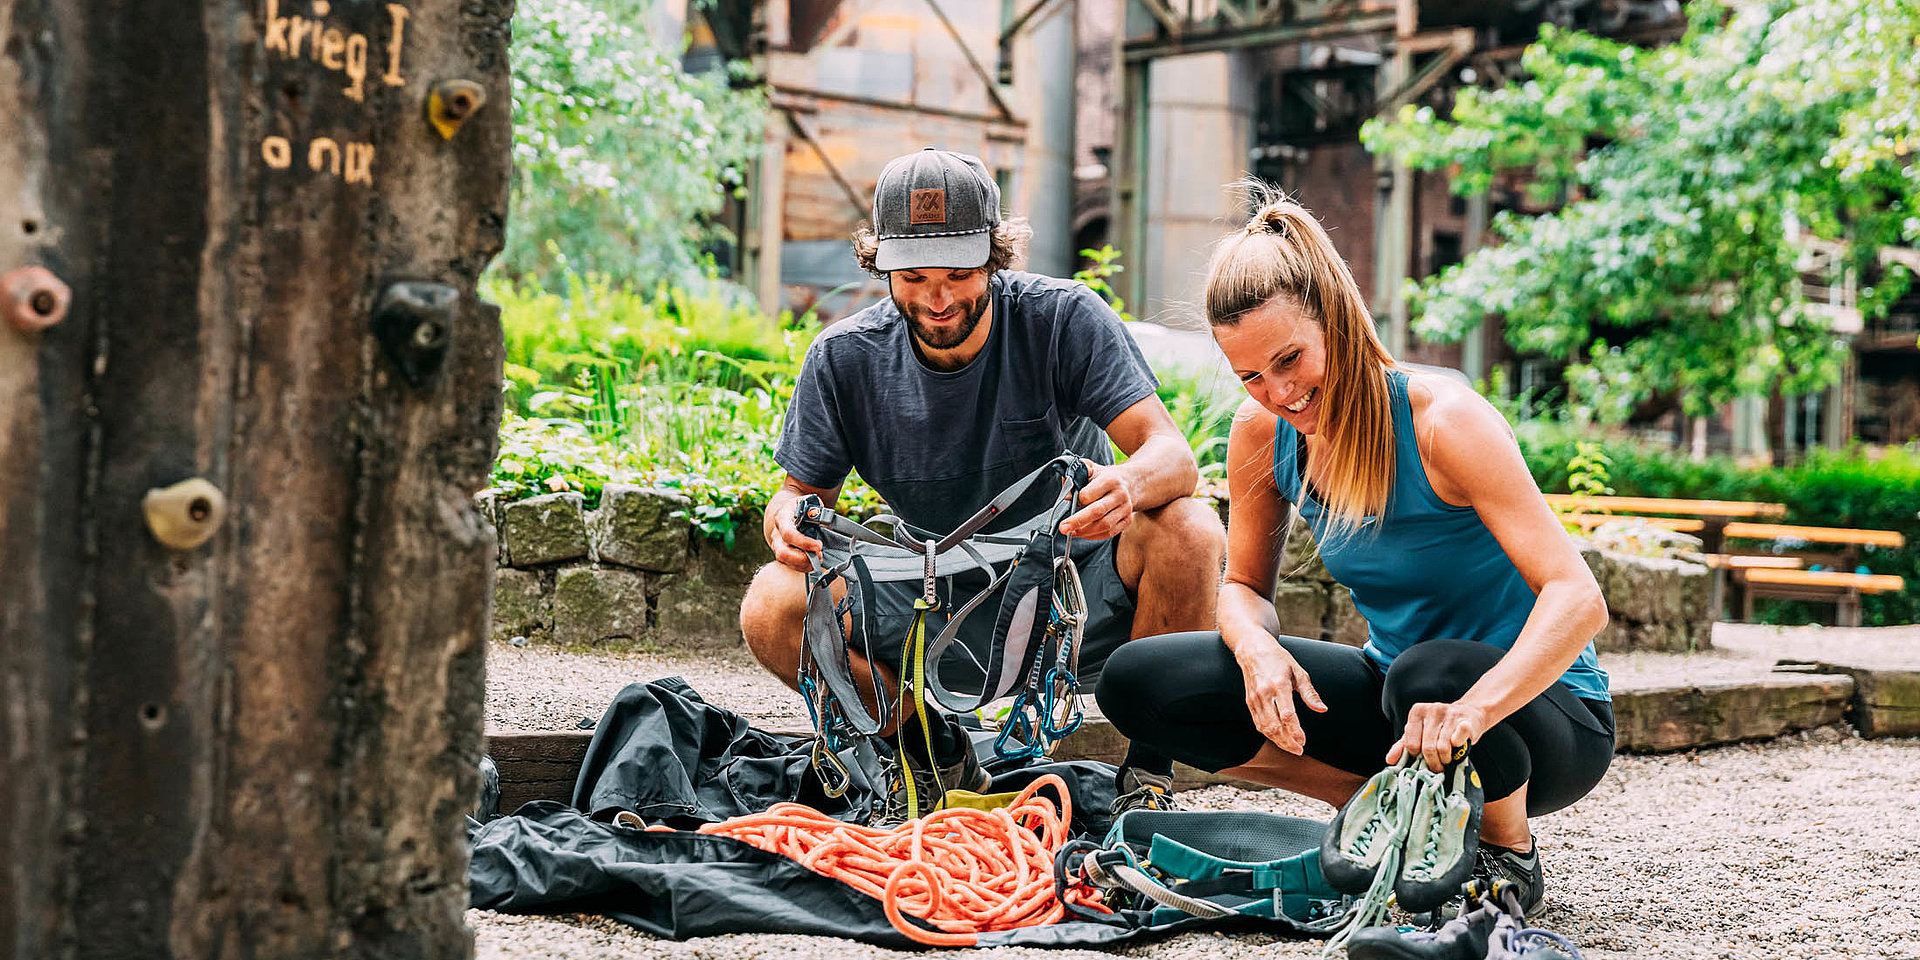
top-left (897, 289), bottom-right (991, 351)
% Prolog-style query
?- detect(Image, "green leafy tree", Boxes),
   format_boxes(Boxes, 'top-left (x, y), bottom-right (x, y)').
top-left (504, 0), bottom-right (765, 288)
top-left (1363, 0), bottom-right (1919, 422)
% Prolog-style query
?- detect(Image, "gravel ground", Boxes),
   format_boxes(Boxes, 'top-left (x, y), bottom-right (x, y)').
top-left (471, 733), bottom-right (1920, 960)
top-left (477, 623), bottom-right (1920, 959)
top-left (485, 644), bottom-right (812, 733)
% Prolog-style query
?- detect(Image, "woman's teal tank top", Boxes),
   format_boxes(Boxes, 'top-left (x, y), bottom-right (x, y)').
top-left (1271, 369), bottom-right (1610, 701)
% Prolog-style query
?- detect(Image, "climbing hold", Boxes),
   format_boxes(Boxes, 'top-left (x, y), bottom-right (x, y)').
top-left (142, 478), bottom-right (227, 551)
top-left (371, 281), bottom-right (458, 389)
top-left (428, 80), bottom-right (487, 140)
top-left (4, 265), bottom-right (71, 334)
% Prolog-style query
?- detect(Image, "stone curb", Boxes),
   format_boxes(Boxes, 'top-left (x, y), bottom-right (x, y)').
top-left (486, 671), bottom-right (1873, 814)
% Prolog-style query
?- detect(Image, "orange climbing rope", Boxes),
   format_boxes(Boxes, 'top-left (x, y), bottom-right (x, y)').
top-left (697, 773), bottom-right (1107, 946)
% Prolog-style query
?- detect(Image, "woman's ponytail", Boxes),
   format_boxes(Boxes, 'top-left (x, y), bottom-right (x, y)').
top-left (1204, 183), bottom-right (1396, 540)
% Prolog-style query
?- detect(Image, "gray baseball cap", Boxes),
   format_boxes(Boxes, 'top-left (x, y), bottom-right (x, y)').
top-left (871, 148), bottom-right (1001, 272)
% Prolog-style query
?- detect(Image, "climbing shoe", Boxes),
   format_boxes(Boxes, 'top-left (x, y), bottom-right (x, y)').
top-left (1393, 751), bottom-right (1484, 914)
top-left (1320, 756), bottom-right (1423, 894)
top-left (1349, 880), bottom-right (1581, 960)
top-left (1474, 842), bottom-right (1545, 917)
top-left (1345, 892), bottom-right (1505, 960)
top-left (1109, 767), bottom-right (1178, 816)
top-left (875, 743), bottom-right (992, 827)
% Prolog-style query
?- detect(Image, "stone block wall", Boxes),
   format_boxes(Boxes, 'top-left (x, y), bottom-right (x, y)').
top-left (1580, 543), bottom-right (1714, 652)
top-left (479, 496), bottom-right (1713, 654)
top-left (478, 485), bottom-right (772, 650)
top-left (1269, 521), bottom-right (1713, 654)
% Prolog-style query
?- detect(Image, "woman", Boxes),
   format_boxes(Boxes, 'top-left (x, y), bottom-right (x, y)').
top-left (1095, 193), bottom-right (1615, 916)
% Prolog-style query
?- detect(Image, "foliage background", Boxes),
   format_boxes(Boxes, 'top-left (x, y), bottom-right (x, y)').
top-left (503, 0), bottom-right (765, 289)
top-left (1364, 0), bottom-right (1920, 424)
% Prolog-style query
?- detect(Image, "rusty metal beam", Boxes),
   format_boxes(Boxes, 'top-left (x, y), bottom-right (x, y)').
top-left (1134, 0), bottom-right (1186, 38)
top-left (780, 107), bottom-right (872, 219)
top-left (920, 0), bottom-right (1019, 121)
top-left (1377, 27), bottom-right (1476, 115)
top-left (999, 0), bottom-right (1071, 45)
top-left (1123, 11), bottom-right (1399, 62)
top-left (771, 85), bottom-right (1026, 133)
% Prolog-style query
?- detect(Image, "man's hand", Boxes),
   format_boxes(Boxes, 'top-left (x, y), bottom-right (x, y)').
top-left (766, 502), bottom-right (823, 572)
top-left (763, 479), bottom-right (839, 573)
top-left (1058, 460), bottom-right (1136, 540)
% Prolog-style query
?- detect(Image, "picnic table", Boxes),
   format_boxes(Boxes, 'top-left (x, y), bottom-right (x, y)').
top-left (1547, 494), bottom-right (1906, 626)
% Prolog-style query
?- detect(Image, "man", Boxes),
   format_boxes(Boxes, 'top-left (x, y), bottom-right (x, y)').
top-left (738, 147), bottom-right (1224, 821)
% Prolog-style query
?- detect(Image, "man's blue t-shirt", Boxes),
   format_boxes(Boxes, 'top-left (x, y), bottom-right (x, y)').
top-left (773, 271), bottom-right (1159, 535)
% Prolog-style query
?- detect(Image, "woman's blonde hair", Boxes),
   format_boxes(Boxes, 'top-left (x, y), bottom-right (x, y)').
top-left (1204, 184), bottom-right (1396, 540)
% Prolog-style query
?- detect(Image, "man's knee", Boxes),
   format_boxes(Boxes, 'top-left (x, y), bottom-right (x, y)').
top-left (739, 562), bottom-right (808, 670)
top-left (1117, 496), bottom-right (1225, 597)
top-left (1132, 496), bottom-right (1226, 560)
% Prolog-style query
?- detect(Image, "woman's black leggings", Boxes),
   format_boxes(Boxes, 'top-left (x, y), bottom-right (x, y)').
top-left (1096, 633), bottom-right (1616, 816)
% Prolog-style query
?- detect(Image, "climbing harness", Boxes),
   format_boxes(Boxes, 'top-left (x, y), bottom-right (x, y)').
top-left (1053, 809), bottom-right (1353, 933)
top-left (792, 454), bottom-right (1092, 819)
top-left (699, 773), bottom-right (1100, 946)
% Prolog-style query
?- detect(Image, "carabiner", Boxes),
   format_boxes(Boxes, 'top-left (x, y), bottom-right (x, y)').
top-left (994, 693), bottom-right (1047, 761)
top-left (1042, 666), bottom-right (1083, 740)
top-left (810, 736), bottom-right (854, 799)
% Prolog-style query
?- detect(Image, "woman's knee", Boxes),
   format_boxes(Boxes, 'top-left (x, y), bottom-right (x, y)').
top-left (1094, 631), bottom-right (1226, 731)
top-left (1093, 635), bottom-right (1167, 721)
top-left (1380, 639), bottom-right (1498, 711)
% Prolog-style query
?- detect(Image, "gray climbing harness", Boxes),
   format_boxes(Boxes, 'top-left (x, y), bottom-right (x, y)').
top-left (792, 454), bottom-right (1093, 801)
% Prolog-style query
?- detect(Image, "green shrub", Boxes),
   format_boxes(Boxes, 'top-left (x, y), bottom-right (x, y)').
top-left (504, 0), bottom-right (764, 289)
top-left (486, 252), bottom-right (1265, 546)
top-left (487, 276), bottom-right (896, 544)
top-left (1521, 424), bottom-right (1920, 626)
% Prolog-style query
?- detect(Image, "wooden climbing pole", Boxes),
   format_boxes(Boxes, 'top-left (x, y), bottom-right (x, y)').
top-left (0, 0), bottom-right (509, 956)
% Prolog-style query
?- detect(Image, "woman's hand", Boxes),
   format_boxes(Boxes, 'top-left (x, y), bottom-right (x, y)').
top-left (1231, 633), bottom-right (1328, 756)
top-left (1387, 700), bottom-right (1493, 772)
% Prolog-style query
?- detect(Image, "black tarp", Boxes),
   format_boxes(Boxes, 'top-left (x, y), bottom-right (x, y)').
top-left (467, 678), bottom-right (1329, 947)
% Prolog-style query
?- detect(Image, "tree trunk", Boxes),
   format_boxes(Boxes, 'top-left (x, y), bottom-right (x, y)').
top-left (1, 1), bottom-right (509, 957)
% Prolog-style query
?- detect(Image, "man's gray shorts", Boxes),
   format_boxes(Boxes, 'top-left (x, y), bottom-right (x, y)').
top-left (822, 519), bottom-right (1134, 700)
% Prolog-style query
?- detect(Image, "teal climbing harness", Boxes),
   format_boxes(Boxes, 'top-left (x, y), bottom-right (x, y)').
top-left (792, 454), bottom-right (1093, 812)
top-left (1053, 809), bottom-right (1354, 934)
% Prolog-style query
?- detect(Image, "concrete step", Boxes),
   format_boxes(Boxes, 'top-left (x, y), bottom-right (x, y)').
top-left (485, 623), bottom-right (1920, 814)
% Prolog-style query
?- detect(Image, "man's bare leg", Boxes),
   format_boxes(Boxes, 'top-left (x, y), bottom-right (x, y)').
top-left (1112, 497), bottom-right (1226, 639)
top-left (1102, 497), bottom-right (1226, 805)
top-left (738, 562), bottom-right (904, 735)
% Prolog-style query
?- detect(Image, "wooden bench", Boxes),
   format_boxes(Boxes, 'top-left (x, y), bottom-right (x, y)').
top-left (1552, 498), bottom-right (1905, 626)
top-left (1734, 568), bottom-right (1906, 627)
top-left (1543, 494), bottom-right (1787, 520)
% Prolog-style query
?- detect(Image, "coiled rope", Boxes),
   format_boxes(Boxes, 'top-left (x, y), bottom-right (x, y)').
top-left (698, 773), bottom-right (1107, 946)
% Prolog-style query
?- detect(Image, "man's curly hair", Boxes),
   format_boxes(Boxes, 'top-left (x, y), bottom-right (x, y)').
top-left (850, 217), bottom-right (1033, 279)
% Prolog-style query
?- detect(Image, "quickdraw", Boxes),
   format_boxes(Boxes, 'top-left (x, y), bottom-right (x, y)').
top-left (792, 454), bottom-right (1092, 817)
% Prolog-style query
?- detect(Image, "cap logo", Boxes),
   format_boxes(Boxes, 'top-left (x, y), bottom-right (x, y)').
top-left (909, 188), bottom-right (947, 225)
